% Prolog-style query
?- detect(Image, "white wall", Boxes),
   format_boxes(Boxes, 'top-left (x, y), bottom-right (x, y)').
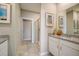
top-left (40, 3), bottom-right (56, 55)
top-left (23, 20), bottom-right (32, 40)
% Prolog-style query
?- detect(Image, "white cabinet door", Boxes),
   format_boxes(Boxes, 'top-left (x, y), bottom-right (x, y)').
top-left (60, 40), bottom-right (79, 56)
top-left (0, 40), bottom-right (8, 56)
top-left (49, 37), bottom-right (59, 56)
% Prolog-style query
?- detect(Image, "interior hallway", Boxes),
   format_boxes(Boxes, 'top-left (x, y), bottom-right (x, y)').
top-left (16, 40), bottom-right (40, 56)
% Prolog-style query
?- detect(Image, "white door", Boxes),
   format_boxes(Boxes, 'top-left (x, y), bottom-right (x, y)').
top-left (23, 20), bottom-right (32, 40)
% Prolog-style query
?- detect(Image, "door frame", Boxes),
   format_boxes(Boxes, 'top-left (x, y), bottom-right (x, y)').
top-left (22, 17), bottom-right (40, 44)
top-left (34, 18), bottom-right (40, 44)
top-left (22, 17), bottom-right (34, 43)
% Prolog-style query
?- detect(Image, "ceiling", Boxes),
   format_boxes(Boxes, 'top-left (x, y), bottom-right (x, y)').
top-left (20, 3), bottom-right (77, 13)
top-left (20, 3), bottom-right (41, 13)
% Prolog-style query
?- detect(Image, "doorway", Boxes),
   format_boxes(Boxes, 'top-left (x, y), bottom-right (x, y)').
top-left (34, 19), bottom-right (40, 45)
top-left (16, 18), bottom-right (40, 56)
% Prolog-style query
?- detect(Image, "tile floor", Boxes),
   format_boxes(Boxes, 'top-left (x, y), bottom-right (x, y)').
top-left (16, 40), bottom-right (40, 56)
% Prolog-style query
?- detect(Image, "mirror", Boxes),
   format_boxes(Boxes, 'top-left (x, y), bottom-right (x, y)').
top-left (66, 4), bottom-right (79, 35)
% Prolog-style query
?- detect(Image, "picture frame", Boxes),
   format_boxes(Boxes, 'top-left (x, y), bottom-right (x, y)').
top-left (58, 16), bottom-right (64, 28)
top-left (0, 3), bottom-right (10, 23)
top-left (46, 13), bottom-right (54, 26)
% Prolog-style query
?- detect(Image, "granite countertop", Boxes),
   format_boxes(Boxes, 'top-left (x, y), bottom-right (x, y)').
top-left (0, 35), bottom-right (9, 44)
top-left (48, 34), bottom-right (79, 44)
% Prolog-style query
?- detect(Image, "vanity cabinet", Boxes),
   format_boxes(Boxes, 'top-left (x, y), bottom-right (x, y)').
top-left (48, 37), bottom-right (60, 56)
top-left (60, 40), bottom-right (79, 56)
top-left (0, 40), bottom-right (8, 56)
top-left (49, 36), bottom-right (79, 56)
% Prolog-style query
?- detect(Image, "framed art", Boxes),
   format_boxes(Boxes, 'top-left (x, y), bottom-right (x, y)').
top-left (46, 13), bottom-right (54, 26)
top-left (58, 16), bottom-right (64, 28)
top-left (0, 4), bottom-right (10, 23)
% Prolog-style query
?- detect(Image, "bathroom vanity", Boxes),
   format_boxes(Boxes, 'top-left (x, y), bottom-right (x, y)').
top-left (48, 34), bottom-right (79, 56)
top-left (48, 4), bottom-right (79, 56)
top-left (0, 35), bottom-right (9, 56)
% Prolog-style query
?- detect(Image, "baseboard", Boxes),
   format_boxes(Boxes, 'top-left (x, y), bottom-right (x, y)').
top-left (40, 52), bottom-right (49, 56)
